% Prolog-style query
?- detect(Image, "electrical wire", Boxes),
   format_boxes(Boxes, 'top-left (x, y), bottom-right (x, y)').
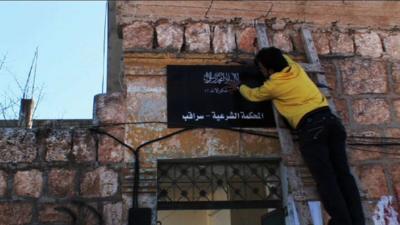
top-left (5, 120), bottom-right (400, 153)
top-left (98, 121), bottom-right (279, 139)
top-left (88, 122), bottom-right (400, 214)
top-left (5, 119), bottom-right (400, 210)
top-left (90, 126), bottom-right (195, 209)
top-left (88, 121), bottom-right (400, 210)
top-left (348, 146), bottom-right (400, 156)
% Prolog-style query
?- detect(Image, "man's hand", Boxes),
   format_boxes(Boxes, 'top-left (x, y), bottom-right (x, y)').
top-left (225, 80), bottom-right (241, 93)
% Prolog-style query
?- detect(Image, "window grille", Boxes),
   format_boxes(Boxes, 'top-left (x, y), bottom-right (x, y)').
top-left (157, 158), bottom-right (282, 210)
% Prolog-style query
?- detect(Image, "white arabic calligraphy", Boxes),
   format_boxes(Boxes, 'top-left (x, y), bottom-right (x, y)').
top-left (203, 71), bottom-right (239, 84)
top-left (204, 87), bottom-right (230, 94)
top-left (181, 111), bottom-right (265, 122)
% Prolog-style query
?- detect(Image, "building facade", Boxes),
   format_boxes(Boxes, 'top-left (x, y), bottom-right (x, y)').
top-left (1, 1), bottom-right (400, 225)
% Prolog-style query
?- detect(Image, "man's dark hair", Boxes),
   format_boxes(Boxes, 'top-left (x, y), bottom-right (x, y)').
top-left (255, 47), bottom-right (288, 72)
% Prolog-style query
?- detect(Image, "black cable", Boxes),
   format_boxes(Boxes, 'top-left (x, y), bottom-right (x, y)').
top-left (97, 121), bottom-right (279, 139)
top-left (133, 127), bottom-right (194, 208)
top-left (16, 119), bottom-right (400, 140)
top-left (349, 146), bottom-right (400, 156)
top-left (82, 123), bottom-right (400, 212)
top-left (90, 123), bottom-right (400, 209)
top-left (348, 142), bottom-right (400, 146)
top-left (9, 121), bottom-right (400, 155)
top-left (96, 121), bottom-right (400, 148)
top-left (95, 121), bottom-right (400, 143)
top-left (90, 126), bottom-right (196, 209)
top-left (9, 119), bottom-right (400, 153)
top-left (89, 127), bottom-right (135, 153)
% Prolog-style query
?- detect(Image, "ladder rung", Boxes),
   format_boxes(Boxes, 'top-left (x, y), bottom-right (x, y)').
top-left (299, 63), bottom-right (324, 73)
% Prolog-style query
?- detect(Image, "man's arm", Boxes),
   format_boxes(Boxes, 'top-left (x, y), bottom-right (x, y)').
top-left (239, 81), bottom-right (274, 102)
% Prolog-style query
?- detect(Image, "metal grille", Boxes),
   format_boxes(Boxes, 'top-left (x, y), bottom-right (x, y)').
top-left (157, 158), bottom-right (282, 210)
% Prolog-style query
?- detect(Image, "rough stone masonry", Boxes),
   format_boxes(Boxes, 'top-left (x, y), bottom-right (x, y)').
top-left (1, 1), bottom-right (400, 225)
top-left (117, 6), bottom-right (400, 224)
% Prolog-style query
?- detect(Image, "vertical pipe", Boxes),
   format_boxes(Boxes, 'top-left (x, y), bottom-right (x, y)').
top-left (18, 99), bottom-right (34, 128)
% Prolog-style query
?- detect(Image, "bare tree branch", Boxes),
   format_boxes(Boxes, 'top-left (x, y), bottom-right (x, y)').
top-left (0, 54), bottom-right (7, 71)
top-left (31, 47), bottom-right (39, 99)
top-left (23, 49), bottom-right (38, 99)
top-left (32, 84), bottom-right (44, 119)
top-left (0, 49), bottom-right (44, 122)
top-left (5, 66), bottom-right (24, 94)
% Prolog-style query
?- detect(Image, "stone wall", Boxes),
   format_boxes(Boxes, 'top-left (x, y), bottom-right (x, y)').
top-left (0, 115), bottom-right (125, 225)
top-left (119, 15), bottom-right (400, 225)
top-left (1, 2), bottom-right (400, 225)
top-left (116, 1), bottom-right (400, 28)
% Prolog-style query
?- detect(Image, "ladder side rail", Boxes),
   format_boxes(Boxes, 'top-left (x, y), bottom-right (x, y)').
top-left (300, 27), bottom-right (336, 111)
top-left (301, 26), bottom-right (367, 221)
top-left (256, 22), bottom-right (308, 225)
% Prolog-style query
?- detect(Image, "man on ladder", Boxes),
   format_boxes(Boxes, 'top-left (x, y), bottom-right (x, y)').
top-left (227, 47), bottom-right (365, 225)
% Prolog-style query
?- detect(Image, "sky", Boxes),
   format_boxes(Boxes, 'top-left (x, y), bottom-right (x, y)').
top-left (0, 1), bottom-right (106, 119)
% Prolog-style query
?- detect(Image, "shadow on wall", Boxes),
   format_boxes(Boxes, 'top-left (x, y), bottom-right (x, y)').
top-left (53, 200), bottom-right (103, 225)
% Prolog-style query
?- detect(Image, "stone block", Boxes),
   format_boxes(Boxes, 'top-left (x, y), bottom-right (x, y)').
top-left (14, 169), bottom-right (43, 198)
top-left (132, 127), bottom-right (208, 160)
top-left (355, 32), bottom-right (383, 58)
top-left (0, 203), bottom-right (32, 225)
top-left (156, 22), bottom-right (183, 51)
top-left (126, 76), bottom-right (166, 94)
top-left (321, 60), bottom-right (337, 92)
top-left (72, 129), bottom-right (96, 162)
top-left (138, 193), bottom-right (157, 209)
top-left (348, 146), bottom-right (383, 165)
top-left (99, 127), bottom-right (124, 163)
top-left (203, 129), bottom-right (240, 156)
top-left (390, 165), bottom-right (400, 203)
top-left (213, 25), bottom-right (236, 53)
top-left (339, 59), bottom-right (387, 94)
top-left (356, 164), bottom-right (388, 199)
top-left (347, 129), bottom-right (381, 138)
top-left (126, 125), bottom-right (171, 148)
top-left (94, 92), bottom-right (126, 125)
top-left (237, 27), bottom-right (257, 53)
top-left (352, 99), bottom-right (390, 125)
top-left (272, 31), bottom-right (293, 53)
top-left (312, 31), bottom-right (330, 55)
top-left (391, 63), bottom-right (400, 94)
top-left (39, 204), bottom-right (73, 224)
top-left (48, 169), bottom-right (76, 197)
top-left (127, 92), bottom-right (166, 122)
top-left (81, 167), bottom-right (118, 197)
top-left (185, 22), bottom-right (210, 53)
top-left (290, 30), bottom-right (305, 53)
top-left (271, 19), bottom-right (286, 30)
top-left (333, 98), bottom-right (349, 125)
top-left (123, 21), bottom-right (153, 50)
top-left (393, 99), bottom-right (400, 122)
top-left (240, 133), bottom-right (280, 157)
top-left (363, 200), bottom-right (380, 225)
top-left (329, 32), bottom-right (354, 55)
top-left (0, 128), bottom-right (36, 163)
top-left (384, 128), bottom-right (400, 138)
top-left (0, 170), bottom-right (6, 196)
top-left (384, 34), bottom-right (400, 60)
top-left (84, 204), bottom-right (103, 225)
top-left (45, 129), bottom-right (72, 162)
top-left (103, 202), bottom-right (123, 225)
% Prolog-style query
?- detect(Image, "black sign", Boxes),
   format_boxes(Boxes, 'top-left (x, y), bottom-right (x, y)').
top-left (167, 65), bottom-right (275, 128)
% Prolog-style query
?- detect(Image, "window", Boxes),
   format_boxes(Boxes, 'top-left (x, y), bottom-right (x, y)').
top-left (157, 158), bottom-right (284, 225)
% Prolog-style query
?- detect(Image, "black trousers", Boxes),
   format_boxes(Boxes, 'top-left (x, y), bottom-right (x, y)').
top-left (296, 109), bottom-right (365, 225)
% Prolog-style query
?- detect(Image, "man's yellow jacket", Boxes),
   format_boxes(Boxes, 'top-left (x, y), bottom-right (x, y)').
top-left (239, 55), bottom-right (328, 129)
